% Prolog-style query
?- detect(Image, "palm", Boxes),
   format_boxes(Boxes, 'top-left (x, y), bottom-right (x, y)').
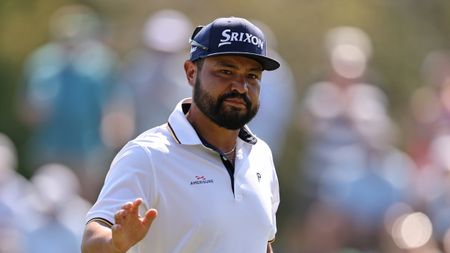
top-left (111, 198), bottom-right (158, 252)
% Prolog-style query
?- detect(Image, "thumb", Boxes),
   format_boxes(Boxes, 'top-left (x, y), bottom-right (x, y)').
top-left (142, 208), bottom-right (158, 227)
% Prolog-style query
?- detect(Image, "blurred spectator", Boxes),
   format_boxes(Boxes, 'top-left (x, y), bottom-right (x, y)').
top-left (119, 9), bottom-right (193, 135)
top-left (0, 133), bottom-right (43, 229)
top-left (19, 4), bottom-right (119, 201)
top-left (424, 134), bottom-right (450, 244)
top-left (247, 20), bottom-right (297, 162)
top-left (0, 132), bottom-right (32, 253)
top-left (407, 50), bottom-right (450, 169)
top-left (407, 50), bottom-right (450, 195)
top-left (0, 133), bottom-right (34, 219)
top-left (0, 204), bottom-right (23, 253)
top-left (25, 163), bottom-right (92, 253)
top-left (291, 26), bottom-right (417, 252)
top-left (298, 26), bottom-right (384, 196)
top-left (406, 50), bottom-right (450, 250)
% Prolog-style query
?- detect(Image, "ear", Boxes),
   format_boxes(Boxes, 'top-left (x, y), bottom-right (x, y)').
top-left (184, 60), bottom-right (197, 87)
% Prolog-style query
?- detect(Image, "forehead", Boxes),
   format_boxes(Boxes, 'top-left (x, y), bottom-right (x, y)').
top-left (204, 55), bottom-right (263, 71)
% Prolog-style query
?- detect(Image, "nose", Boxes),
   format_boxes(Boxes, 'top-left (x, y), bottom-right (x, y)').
top-left (230, 75), bottom-right (248, 94)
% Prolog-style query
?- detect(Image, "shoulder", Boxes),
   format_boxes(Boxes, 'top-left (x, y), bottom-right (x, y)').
top-left (25, 43), bottom-right (64, 72)
top-left (250, 137), bottom-right (275, 163)
top-left (254, 137), bottom-right (271, 151)
top-left (240, 126), bottom-right (273, 157)
top-left (132, 123), bottom-right (174, 151)
top-left (112, 124), bottom-right (174, 163)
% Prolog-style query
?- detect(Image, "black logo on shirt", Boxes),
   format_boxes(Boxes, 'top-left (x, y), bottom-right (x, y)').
top-left (190, 175), bottom-right (214, 185)
top-left (256, 172), bottom-right (261, 182)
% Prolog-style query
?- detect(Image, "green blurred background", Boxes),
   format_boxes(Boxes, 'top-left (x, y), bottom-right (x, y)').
top-left (2, 0), bottom-right (450, 175)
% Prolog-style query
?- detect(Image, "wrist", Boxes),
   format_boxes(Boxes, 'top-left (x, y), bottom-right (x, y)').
top-left (109, 238), bottom-right (128, 253)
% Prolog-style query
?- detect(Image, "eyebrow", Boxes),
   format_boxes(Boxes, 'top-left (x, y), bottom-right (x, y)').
top-left (215, 60), bottom-right (263, 72)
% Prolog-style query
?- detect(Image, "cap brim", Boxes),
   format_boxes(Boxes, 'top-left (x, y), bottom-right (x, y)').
top-left (201, 52), bottom-right (280, 71)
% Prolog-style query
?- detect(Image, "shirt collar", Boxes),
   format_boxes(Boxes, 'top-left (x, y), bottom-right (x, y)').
top-left (167, 98), bottom-right (257, 145)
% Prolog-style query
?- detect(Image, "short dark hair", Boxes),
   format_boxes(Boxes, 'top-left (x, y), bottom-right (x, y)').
top-left (194, 58), bottom-right (204, 71)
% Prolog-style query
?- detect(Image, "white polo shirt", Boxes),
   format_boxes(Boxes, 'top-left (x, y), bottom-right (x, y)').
top-left (86, 98), bottom-right (280, 253)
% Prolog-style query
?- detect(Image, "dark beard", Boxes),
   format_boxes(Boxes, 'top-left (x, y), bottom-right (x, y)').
top-left (193, 76), bottom-right (259, 130)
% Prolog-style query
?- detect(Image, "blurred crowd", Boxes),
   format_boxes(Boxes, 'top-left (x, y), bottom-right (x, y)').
top-left (2, 4), bottom-right (450, 253)
top-left (281, 26), bottom-right (450, 253)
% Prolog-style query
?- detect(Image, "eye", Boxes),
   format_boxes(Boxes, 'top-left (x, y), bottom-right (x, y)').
top-left (248, 73), bottom-right (261, 80)
top-left (220, 69), bottom-right (233, 75)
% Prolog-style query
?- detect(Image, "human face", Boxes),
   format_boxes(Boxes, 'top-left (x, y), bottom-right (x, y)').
top-left (193, 55), bottom-right (263, 130)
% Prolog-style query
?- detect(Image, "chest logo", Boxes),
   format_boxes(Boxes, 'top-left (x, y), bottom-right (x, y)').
top-left (256, 172), bottom-right (262, 182)
top-left (190, 175), bottom-right (214, 185)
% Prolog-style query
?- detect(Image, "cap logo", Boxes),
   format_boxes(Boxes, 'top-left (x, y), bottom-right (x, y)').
top-left (218, 29), bottom-right (264, 49)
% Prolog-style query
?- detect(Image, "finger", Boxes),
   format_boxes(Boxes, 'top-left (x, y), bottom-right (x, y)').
top-left (132, 198), bottom-right (142, 208)
top-left (142, 208), bottom-right (158, 227)
top-left (121, 201), bottom-right (133, 211)
top-left (115, 209), bottom-right (127, 224)
top-left (130, 198), bottom-right (143, 214)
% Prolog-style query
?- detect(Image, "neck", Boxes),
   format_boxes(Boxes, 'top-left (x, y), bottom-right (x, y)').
top-left (186, 104), bottom-right (239, 153)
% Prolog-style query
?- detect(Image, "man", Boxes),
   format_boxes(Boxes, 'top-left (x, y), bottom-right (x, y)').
top-left (81, 16), bottom-right (281, 253)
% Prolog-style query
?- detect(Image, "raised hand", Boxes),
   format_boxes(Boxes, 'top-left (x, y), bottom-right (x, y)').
top-left (111, 198), bottom-right (158, 253)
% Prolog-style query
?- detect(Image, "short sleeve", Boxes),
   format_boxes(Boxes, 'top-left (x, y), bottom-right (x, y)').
top-left (85, 142), bottom-right (157, 224)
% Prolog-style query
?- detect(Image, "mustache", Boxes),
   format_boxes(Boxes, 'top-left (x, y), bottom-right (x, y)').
top-left (218, 92), bottom-right (252, 107)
